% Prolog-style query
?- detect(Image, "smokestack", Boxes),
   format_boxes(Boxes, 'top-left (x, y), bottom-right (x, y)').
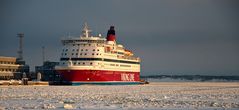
top-left (17, 33), bottom-right (24, 60)
top-left (106, 26), bottom-right (116, 41)
top-left (42, 46), bottom-right (45, 65)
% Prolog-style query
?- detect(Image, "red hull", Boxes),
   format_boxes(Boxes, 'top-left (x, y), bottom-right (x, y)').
top-left (56, 70), bottom-right (140, 83)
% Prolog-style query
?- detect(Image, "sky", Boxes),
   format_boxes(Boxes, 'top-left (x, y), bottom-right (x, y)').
top-left (1, 0), bottom-right (239, 76)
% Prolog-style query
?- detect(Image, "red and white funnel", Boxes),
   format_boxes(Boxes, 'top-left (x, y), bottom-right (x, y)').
top-left (107, 26), bottom-right (116, 42)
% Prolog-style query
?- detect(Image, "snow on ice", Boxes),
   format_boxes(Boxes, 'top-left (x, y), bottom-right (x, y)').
top-left (0, 82), bottom-right (239, 110)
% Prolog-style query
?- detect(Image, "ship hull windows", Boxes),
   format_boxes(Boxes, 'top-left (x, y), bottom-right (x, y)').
top-left (60, 58), bottom-right (140, 64)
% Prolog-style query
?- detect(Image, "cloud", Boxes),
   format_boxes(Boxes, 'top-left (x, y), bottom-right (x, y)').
top-left (1, 0), bottom-right (239, 75)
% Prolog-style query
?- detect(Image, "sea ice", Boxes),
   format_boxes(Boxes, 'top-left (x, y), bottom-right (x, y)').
top-left (0, 82), bottom-right (239, 110)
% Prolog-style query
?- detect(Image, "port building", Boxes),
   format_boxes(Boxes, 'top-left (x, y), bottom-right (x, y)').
top-left (35, 61), bottom-right (59, 81)
top-left (0, 56), bottom-right (29, 80)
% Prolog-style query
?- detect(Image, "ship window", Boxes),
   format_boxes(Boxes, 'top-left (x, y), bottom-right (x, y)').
top-left (76, 53), bottom-right (78, 55)
top-left (89, 44), bottom-right (91, 46)
top-left (77, 44), bottom-right (80, 46)
top-left (72, 49), bottom-right (75, 51)
top-left (65, 49), bottom-right (68, 51)
top-left (85, 53), bottom-right (87, 55)
top-left (78, 62), bottom-right (80, 65)
top-left (72, 53), bottom-right (74, 55)
top-left (90, 62), bottom-right (92, 65)
top-left (97, 49), bottom-right (99, 51)
top-left (81, 49), bottom-right (83, 51)
top-left (83, 62), bottom-right (85, 65)
top-left (92, 53), bottom-right (94, 55)
top-left (73, 62), bottom-right (76, 65)
top-left (80, 53), bottom-right (82, 55)
top-left (96, 53), bottom-right (99, 55)
top-left (65, 53), bottom-right (67, 55)
top-left (93, 49), bottom-right (95, 51)
top-left (83, 44), bottom-right (86, 46)
top-left (86, 49), bottom-right (88, 51)
top-left (73, 44), bottom-right (75, 46)
top-left (77, 49), bottom-right (79, 51)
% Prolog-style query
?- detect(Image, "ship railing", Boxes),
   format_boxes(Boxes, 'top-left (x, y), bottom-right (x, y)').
top-left (117, 56), bottom-right (140, 61)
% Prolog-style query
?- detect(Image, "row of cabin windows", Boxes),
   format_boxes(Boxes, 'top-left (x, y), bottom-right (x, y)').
top-left (0, 69), bottom-right (17, 72)
top-left (62, 62), bottom-right (95, 65)
top-left (63, 49), bottom-right (100, 52)
top-left (109, 64), bottom-right (131, 67)
top-left (62, 53), bottom-right (101, 56)
top-left (61, 62), bottom-right (131, 67)
top-left (71, 44), bottom-right (104, 47)
top-left (72, 44), bottom-right (91, 46)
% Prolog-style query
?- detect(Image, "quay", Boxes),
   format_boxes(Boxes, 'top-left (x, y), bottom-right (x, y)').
top-left (0, 80), bottom-right (49, 86)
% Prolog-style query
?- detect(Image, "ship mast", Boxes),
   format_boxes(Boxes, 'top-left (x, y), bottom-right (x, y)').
top-left (82, 22), bottom-right (91, 38)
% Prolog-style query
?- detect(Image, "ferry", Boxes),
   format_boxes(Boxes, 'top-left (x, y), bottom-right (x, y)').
top-left (55, 23), bottom-right (141, 85)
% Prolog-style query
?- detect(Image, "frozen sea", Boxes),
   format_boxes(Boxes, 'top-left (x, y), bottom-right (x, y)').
top-left (0, 82), bottom-right (239, 110)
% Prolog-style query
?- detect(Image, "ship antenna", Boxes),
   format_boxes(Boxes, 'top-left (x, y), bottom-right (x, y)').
top-left (82, 22), bottom-right (91, 38)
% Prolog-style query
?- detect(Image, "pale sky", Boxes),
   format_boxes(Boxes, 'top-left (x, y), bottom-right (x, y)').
top-left (1, 0), bottom-right (239, 75)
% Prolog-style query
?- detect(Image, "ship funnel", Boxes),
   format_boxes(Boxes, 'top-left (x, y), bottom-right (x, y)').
top-left (107, 26), bottom-right (116, 41)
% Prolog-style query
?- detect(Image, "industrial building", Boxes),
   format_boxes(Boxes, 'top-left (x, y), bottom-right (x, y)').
top-left (35, 61), bottom-right (60, 81)
top-left (0, 56), bottom-right (29, 80)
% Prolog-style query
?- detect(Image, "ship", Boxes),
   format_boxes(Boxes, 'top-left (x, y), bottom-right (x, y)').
top-left (55, 23), bottom-right (141, 85)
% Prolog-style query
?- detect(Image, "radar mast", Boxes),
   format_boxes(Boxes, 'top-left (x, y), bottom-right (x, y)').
top-left (82, 22), bottom-right (91, 38)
